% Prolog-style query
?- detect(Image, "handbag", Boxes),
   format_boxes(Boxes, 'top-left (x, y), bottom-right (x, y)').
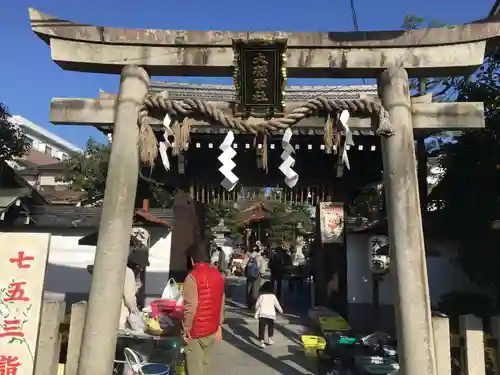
top-left (127, 312), bottom-right (146, 332)
top-left (161, 278), bottom-right (180, 300)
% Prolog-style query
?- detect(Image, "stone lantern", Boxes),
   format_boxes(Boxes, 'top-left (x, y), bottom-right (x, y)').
top-left (212, 218), bottom-right (231, 248)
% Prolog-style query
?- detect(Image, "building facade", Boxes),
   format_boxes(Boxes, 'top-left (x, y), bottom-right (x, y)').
top-left (10, 115), bottom-right (82, 161)
top-left (5, 116), bottom-right (85, 203)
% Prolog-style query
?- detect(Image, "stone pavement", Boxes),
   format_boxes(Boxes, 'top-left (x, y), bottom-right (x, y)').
top-left (207, 276), bottom-right (316, 375)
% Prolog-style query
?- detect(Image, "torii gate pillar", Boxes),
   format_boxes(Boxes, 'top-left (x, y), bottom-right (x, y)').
top-left (378, 67), bottom-right (437, 375)
top-left (77, 66), bottom-right (150, 375)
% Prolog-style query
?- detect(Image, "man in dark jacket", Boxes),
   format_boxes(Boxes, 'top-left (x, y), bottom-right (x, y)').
top-left (269, 246), bottom-right (287, 300)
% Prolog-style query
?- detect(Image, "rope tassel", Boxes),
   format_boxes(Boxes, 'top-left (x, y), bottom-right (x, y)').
top-left (339, 110), bottom-right (355, 170)
top-left (324, 114), bottom-right (334, 154)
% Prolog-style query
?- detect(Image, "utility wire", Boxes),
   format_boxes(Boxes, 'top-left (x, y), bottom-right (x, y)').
top-left (349, 0), bottom-right (367, 84)
top-left (304, 0), bottom-right (368, 99)
top-left (350, 0), bottom-right (360, 31)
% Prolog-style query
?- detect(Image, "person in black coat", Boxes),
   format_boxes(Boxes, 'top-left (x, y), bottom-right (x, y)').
top-left (269, 246), bottom-right (287, 300)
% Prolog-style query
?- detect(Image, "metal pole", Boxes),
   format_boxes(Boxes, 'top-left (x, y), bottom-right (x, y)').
top-left (77, 65), bottom-right (150, 375)
top-left (378, 67), bottom-right (436, 375)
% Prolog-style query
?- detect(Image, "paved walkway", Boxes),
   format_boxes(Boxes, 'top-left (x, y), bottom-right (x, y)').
top-left (208, 276), bottom-right (316, 375)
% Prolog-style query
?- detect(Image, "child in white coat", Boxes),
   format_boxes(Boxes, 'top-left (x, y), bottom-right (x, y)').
top-left (254, 281), bottom-right (283, 348)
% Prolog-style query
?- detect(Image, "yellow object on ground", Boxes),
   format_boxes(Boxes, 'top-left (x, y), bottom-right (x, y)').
top-left (57, 364), bottom-right (65, 375)
top-left (301, 335), bottom-right (327, 358)
top-left (319, 316), bottom-right (351, 331)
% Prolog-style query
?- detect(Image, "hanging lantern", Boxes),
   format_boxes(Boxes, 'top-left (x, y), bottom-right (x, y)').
top-left (368, 235), bottom-right (390, 275)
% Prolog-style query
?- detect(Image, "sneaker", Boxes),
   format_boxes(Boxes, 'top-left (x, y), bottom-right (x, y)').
top-left (266, 338), bottom-right (274, 345)
top-left (259, 340), bottom-right (265, 348)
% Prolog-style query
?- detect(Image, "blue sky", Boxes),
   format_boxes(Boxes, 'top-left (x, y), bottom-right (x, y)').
top-left (0, 0), bottom-right (494, 149)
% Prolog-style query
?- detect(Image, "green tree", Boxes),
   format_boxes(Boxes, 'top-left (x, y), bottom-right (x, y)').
top-left (0, 103), bottom-right (30, 161)
top-left (434, 50), bottom-right (500, 302)
top-left (204, 199), bottom-right (313, 245)
top-left (399, 15), bottom-right (500, 304)
top-left (266, 201), bottom-right (312, 245)
top-left (60, 138), bottom-right (110, 200)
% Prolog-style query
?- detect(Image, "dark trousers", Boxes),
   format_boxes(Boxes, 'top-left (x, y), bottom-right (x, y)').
top-left (258, 318), bottom-right (274, 341)
top-left (270, 275), bottom-right (283, 300)
top-left (246, 277), bottom-right (260, 308)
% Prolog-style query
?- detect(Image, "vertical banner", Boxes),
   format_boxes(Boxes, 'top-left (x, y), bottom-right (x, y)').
top-left (0, 233), bottom-right (51, 375)
top-left (319, 203), bottom-right (345, 244)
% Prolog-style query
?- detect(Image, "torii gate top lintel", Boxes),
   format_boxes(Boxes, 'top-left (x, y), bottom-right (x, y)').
top-left (28, 7), bottom-right (500, 77)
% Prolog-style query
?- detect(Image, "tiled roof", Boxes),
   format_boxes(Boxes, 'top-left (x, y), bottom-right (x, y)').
top-left (0, 188), bottom-right (31, 213)
top-left (0, 162), bottom-right (48, 205)
top-left (21, 149), bottom-right (61, 166)
top-left (148, 82), bottom-right (378, 102)
top-left (17, 162), bottom-right (66, 175)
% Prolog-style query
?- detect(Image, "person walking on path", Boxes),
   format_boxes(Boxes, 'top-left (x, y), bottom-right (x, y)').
top-left (254, 281), bottom-right (283, 348)
top-left (182, 247), bottom-right (225, 375)
top-left (242, 246), bottom-right (267, 309)
top-left (269, 245), bottom-right (288, 300)
top-left (210, 246), bottom-right (228, 274)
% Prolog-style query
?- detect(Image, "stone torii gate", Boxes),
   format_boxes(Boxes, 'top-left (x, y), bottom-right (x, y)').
top-left (29, 8), bottom-right (496, 375)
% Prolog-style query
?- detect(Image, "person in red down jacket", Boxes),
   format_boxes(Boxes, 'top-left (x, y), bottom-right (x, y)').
top-left (182, 244), bottom-right (225, 375)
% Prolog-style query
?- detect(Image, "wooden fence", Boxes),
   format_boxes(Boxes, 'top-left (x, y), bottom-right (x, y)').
top-left (35, 301), bottom-right (85, 375)
top-left (33, 300), bottom-right (500, 375)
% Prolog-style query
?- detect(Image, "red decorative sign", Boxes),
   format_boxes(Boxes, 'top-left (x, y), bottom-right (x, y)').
top-left (319, 203), bottom-right (345, 244)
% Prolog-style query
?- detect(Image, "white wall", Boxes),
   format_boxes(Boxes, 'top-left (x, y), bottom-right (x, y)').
top-left (346, 234), bottom-right (486, 307)
top-left (43, 232), bottom-right (172, 300)
top-left (39, 175), bottom-right (58, 186)
top-left (11, 115), bottom-right (82, 158)
top-left (26, 135), bottom-right (69, 160)
top-left (20, 174), bottom-right (70, 187)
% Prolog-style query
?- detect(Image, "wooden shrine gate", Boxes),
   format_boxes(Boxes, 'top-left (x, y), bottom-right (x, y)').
top-left (29, 7), bottom-right (496, 375)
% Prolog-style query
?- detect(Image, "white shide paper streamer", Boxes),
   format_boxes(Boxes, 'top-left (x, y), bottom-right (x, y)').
top-left (279, 128), bottom-right (299, 188)
top-left (218, 131), bottom-right (239, 191)
top-left (158, 114), bottom-right (174, 171)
